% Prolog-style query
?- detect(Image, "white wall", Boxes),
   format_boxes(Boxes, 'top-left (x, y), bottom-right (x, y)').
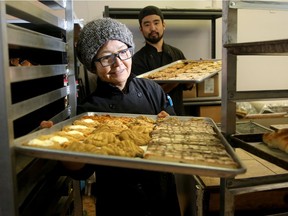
top-left (73, 1), bottom-right (288, 91)
top-left (73, 1), bottom-right (223, 60)
top-left (236, 9), bottom-right (288, 91)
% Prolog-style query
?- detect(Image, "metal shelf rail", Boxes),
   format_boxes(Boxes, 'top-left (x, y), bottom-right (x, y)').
top-left (103, 6), bottom-right (222, 58)
top-left (221, 0), bottom-right (288, 136)
top-left (220, 1), bottom-right (288, 215)
top-left (0, 1), bottom-right (76, 215)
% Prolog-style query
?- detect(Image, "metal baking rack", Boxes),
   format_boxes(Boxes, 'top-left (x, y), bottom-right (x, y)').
top-left (0, 1), bottom-right (76, 215)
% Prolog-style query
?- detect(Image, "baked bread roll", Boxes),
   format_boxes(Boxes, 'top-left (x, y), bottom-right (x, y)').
top-left (262, 128), bottom-right (288, 153)
top-left (24, 134), bottom-right (74, 149)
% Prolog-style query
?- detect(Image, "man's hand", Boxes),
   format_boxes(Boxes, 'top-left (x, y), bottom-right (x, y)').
top-left (160, 83), bottom-right (179, 93)
top-left (184, 83), bottom-right (194, 90)
top-left (61, 161), bottom-right (86, 171)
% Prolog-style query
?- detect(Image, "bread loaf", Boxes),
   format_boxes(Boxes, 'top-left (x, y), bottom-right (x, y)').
top-left (262, 128), bottom-right (288, 153)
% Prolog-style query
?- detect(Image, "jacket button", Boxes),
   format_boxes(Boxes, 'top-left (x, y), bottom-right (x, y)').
top-left (137, 183), bottom-right (143, 190)
top-left (137, 92), bottom-right (142, 97)
top-left (109, 104), bottom-right (115, 109)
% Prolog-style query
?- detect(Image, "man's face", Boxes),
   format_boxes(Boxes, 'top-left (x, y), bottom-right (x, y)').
top-left (140, 14), bottom-right (165, 44)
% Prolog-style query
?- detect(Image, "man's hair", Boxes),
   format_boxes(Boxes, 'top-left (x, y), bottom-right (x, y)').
top-left (138, 5), bottom-right (164, 25)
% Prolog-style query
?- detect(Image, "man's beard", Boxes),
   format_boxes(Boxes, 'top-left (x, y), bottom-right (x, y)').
top-left (145, 31), bottom-right (163, 44)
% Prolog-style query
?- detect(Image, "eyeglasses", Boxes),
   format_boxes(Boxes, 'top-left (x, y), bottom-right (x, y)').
top-left (94, 48), bottom-right (133, 67)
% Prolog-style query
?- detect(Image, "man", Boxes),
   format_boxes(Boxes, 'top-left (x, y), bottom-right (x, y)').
top-left (132, 5), bottom-right (191, 116)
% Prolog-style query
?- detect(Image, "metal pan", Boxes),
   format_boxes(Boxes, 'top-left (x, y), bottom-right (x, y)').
top-left (234, 121), bottom-right (273, 134)
top-left (136, 59), bottom-right (221, 83)
top-left (14, 112), bottom-right (246, 178)
top-left (230, 133), bottom-right (288, 170)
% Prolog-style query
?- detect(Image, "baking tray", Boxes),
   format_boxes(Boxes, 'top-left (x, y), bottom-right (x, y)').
top-left (270, 124), bottom-right (288, 131)
top-left (14, 112), bottom-right (246, 178)
top-left (230, 134), bottom-right (288, 170)
top-left (137, 59), bottom-right (221, 83)
top-left (216, 121), bottom-right (273, 134)
top-left (235, 121), bottom-right (273, 134)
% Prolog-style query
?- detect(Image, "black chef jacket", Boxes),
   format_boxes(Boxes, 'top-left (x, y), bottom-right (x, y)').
top-left (77, 73), bottom-right (175, 115)
top-left (72, 74), bottom-right (181, 216)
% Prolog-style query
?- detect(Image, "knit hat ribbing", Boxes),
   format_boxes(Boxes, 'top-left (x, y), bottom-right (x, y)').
top-left (138, 6), bottom-right (164, 25)
top-left (76, 18), bottom-right (135, 72)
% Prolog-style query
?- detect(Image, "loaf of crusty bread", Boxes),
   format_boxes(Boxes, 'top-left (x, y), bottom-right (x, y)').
top-left (262, 128), bottom-right (288, 153)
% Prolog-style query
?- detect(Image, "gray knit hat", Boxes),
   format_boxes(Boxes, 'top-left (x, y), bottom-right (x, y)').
top-left (138, 6), bottom-right (164, 25)
top-left (76, 18), bottom-right (135, 72)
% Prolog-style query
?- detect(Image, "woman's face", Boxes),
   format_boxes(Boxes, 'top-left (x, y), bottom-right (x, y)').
top-left (94, 40), bottom-right (132, 90)
top-left (140, 14), bottom-right (165, 44)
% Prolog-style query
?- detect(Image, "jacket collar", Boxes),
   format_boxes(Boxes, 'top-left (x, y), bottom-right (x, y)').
top-left (145, 42), bottom-right (171, 55)
top-left (95, 73), bottom-right (136, 95)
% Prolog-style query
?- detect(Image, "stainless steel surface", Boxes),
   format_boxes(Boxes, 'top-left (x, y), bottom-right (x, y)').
top-left (0, 2), bottom-right (18, 216)
top-left (8, 24), bottom-right (66, 51)
top-left (6, 1), bottom-right (66, 30)
top-left (65, 0), bottom-right (77, 118)
top-left (221, 1), bottom-right (288, 215)
top-left (224, 39), bottom-right (288, 56)
top-left (221, 0), bottom-right (288, 136)
top-left (235, 121), bottom-right (273, 134)
top-left (0, 1), bottom-right (75, 215)
top-left (14, 112), bottom-right (246, 178)
top-left (137, 59), bottom-right (221, 83)
top-left (10, 65), bottom-right (67, 83)
top-left (221, 0), bottom-right (238, 136)
top-left (40, 0), bottom-right (66, 9)
top-left (229, 1), bottom-right (288, 10)
top-left (11, 86), bottom-right (69, 121)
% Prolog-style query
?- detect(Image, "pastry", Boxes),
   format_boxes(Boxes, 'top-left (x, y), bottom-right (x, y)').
top-left (263, 128), bottom-right (288, 153)
top-left (144, 117), bottom-right (238, 169)
top-left (143, 60), bottom-right (221, 81)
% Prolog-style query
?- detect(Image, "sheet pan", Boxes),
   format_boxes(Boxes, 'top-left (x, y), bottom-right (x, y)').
top-left (234, 121), bottom-right (273, 134)
top-left (14, 112), bottom-right (246, 178)
top-left (136, 59), bottom-right (221, 83)
top-left (231, 133), bottom-right (288, 170)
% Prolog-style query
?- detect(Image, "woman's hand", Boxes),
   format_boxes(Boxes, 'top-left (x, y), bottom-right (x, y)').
top-left (157, 110), bottom-right (170, 118)
top-left (40, 120), bottom-right (54, 129)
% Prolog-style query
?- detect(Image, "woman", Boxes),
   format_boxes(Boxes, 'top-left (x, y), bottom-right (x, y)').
top-left (66, 18), bottom-right (181, 216)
